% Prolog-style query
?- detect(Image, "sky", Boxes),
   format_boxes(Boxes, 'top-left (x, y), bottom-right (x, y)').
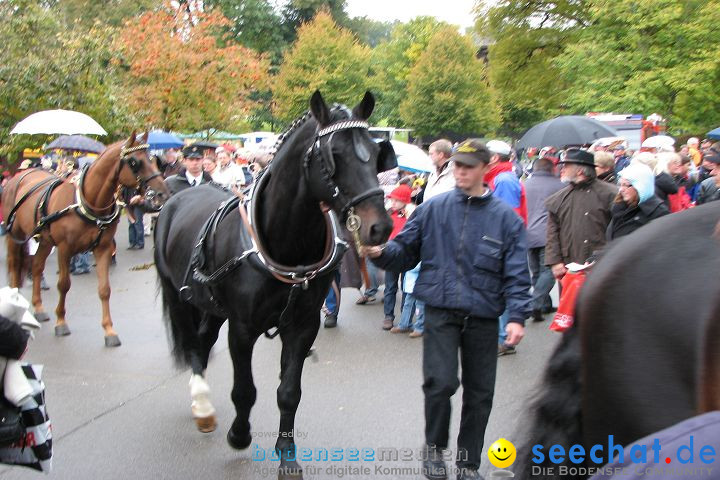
top-left (344, 0), bottom-right (478, 29)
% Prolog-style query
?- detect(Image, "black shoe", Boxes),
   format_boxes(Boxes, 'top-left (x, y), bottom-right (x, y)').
top-left (542, 306), bottom-right (557, 314)
top-left (531, 309), bottom-right (545, 322)
top-left (423, 446), bottom-right (447, 480)
top-left (127, 244), bottom-right (137, 250)
top-left (457, 467), bottom-right (484, 480)
top-left (323, 314), bottom-right (337, 328)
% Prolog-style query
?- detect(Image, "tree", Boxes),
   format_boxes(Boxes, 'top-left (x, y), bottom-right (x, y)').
top-left (273, 11), bottom-right (371, 124)
top-left (475, 0), bottom-right (588, 136)
top-left (280, 0), bottom-right (348, 43)
top-left (203, 0), bottom-right (286, 57)
top-left (113, 6), bottom-right (270, 132)
top-left (344, 15), bottom-right (394, 48)
top-left (52, 0), bottom-right (161, 29)
top-left (400, 27), bottom-right (497, 137)
top-left (553, 0), bottom-right (720, 135)
top-left (0, 0), bottom-right (127, 158)
top-left (370, 17), bottom-right (451, 126)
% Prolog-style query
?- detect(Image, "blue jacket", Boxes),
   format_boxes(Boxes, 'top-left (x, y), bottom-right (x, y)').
top-left (372, 187), bottom-right (531, 324)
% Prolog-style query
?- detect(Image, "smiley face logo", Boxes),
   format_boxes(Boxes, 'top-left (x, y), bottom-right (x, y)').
top-left (488, 438), bottom-right (516, 469)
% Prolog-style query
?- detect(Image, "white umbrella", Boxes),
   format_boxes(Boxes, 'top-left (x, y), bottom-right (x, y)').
top-left (10, 109), bottom-right (107, 135)
top-left (641, 135), bottom-right (675, 149)
top-left (391, 140), bottom-right (433, 173)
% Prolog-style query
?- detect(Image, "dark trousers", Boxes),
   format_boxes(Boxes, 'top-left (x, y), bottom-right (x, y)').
top-left (423, 305), bottom-right (498, 469)
top-left (383, 270), bottom-right (401, 319)
top-left (528, 247), bottom-right (554, 311)
top-left (128, 206), bottom-right (144, 248)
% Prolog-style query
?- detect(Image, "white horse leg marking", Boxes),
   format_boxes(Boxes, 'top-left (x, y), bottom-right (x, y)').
top-left (189, 373), bottom-right (217, 432)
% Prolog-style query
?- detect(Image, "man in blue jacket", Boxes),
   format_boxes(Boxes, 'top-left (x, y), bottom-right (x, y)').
top-left (362, 139), bottom-right (531, 480)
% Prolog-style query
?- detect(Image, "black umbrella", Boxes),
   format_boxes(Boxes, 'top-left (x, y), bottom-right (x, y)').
top-left (46, 135), bottom-right (106, 153)
top-left (516, 116), bottom-right (619, 149)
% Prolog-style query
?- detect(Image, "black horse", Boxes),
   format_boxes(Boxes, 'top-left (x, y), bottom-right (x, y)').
top-left (154, 91), bottom-right (394, 477)
top-left (515, 202), bottom-right (720, 479)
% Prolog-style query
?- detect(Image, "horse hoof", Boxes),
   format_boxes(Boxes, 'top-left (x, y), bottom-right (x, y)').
top-left (104, 335), bottom-right (122, 347)
top-left (194, 415), bottom-right (217, 433)
top-left (226, 428), bottom-right (251, 449)
top-left (35, 311), bottom-right (51, 323)
top-left (55, 324), bottom-right (71, 336)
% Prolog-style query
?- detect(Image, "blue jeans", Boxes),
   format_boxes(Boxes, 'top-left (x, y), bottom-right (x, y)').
top-left (397, 294), bottom-right (425, 333)
top-left (363, 260), bottom-right (380, 297)
top-left (128, 206), bottom-right (144, 248)
top-left (497, 309), bottom-right (510, 345)
top-left (528, 247), bottom-right (554, 311)
top-left (71, 252), bottom-right (91, 273)
top-left (324, 270), bottom-right (341, 316)
top-left (383, 271), bottom-right (401, 319)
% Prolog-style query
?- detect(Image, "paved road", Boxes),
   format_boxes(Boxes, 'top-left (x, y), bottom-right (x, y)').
top-left (0, 218), bottom-right (560, 480)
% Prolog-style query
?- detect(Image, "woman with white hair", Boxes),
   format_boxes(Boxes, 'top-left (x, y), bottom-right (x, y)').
top-left (631, 151), bottom-right (677, 208)
top-left (606, 163), bottom-right (669, 241)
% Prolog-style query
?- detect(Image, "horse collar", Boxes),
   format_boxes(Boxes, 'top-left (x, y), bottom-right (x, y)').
top-left (74, 166), bottom-right (122, 227)
top-left (243, 171), bottom-right (348, 286)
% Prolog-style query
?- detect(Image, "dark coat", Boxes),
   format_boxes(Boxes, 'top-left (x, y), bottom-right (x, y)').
top-left (525, 171), bottom-right (565, 248)
top-left (654, 171), bottom-right (678, 207)
top-left (696, 177), bottom-right (720, 205)
top-left (164, 168), bottom-right (214, 196)
top-left (606, 195), bottom-right (669, 241)
top-left (545, 178), bottom-right (618, 266)
top-left (0, 314), bottom-right (29, 359)
top-left (372, 188), bottom-right (531, 324)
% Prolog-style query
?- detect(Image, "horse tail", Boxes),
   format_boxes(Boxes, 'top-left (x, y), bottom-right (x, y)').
top-left (154, 207), bottom-right (200, 369)
top-left (513, 318), bottom-right (585, 480)
top-left (6, 235), bottom-right (28, 288)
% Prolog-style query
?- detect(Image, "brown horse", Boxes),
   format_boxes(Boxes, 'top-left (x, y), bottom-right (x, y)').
top-left (1, 132), bottom-right (169, 347)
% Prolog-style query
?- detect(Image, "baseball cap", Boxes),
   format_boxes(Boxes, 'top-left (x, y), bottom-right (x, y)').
top-left (450, 139), bottom-right (491, 167)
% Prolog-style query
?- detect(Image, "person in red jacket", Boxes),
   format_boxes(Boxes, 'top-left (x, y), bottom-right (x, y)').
top-left (381, 184), bottom-right (411, 330)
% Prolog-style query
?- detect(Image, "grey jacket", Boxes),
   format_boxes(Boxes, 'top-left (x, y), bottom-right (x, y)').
top-left (525, 171), bottom-right (565, 249)
top-left (695, 177), bottom-right (720, 205)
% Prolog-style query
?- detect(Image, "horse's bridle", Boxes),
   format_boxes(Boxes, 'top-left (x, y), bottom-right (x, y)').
top-left (303, 120), bottom-right (385, 222)
top-left (120, 143), bottom-right (163, 190)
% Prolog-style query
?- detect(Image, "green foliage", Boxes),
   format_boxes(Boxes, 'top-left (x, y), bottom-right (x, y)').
top-left (273, 11), bottom-right (371, 124)
top-left (0, 1), bottom-right (127, 159)
top-left (476, 0), bottom-right (588, 136)
top-left (204, 0), bottom-right (286, 57)
top-left (400, 27), bottom-right (497, 137)
top-left (344, 16), bottom-right (395, 47)
top-left (52, 0), bottom-right (161, 28)
top-left (370, 17), bottom-right (451, 126)
top-left (553, 0), bottom-right (720, 135)
top-left (281, 0), bottom-right (348, 43)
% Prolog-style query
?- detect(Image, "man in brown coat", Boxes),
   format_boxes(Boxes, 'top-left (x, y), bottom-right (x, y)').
top-left (545, 148), bottom-right (618, 280)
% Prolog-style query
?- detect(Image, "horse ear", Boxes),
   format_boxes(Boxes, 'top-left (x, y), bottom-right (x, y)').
top-left (140, 130), bottom-right (149, 144)
top-left (352, 91), bottom-right (375, 121)
top-left (125, 130), bottom-right (137, 148)
top-left (310, 90), bottom-right (331, 127)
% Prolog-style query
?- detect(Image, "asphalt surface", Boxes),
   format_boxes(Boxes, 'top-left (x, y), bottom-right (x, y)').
top-left (0, 217), bottom-right (560, 480)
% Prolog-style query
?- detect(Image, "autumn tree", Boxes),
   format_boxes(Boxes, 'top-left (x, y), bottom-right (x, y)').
top-left (475, 0), bottom-right (588, 135)
top-left (280, 0), bottom-right (348, 43)
top-left (400, 27), bottom-right (497, 137)
top-left (113, 6), bottom-right (270, 133)
top-left (273, 11), bottom-right (371, 124)
top-left (370, 17), bottom-right (451, 126)
top-left (554, 0), bottom-right (720, 135)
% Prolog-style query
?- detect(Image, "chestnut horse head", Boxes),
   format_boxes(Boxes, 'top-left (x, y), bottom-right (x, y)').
top-left (114, 131), bottom-right (169, 211)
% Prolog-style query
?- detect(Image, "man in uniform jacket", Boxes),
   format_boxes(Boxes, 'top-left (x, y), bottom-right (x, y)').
top-left (164, 145), bottom-right (214, 196)
top-left (362, 139), bottom-right (531, 480)
top-left (545, 148), bottom-right (618, 280)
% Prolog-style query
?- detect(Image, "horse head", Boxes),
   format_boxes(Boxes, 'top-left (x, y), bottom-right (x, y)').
top-left (119, 131), bottom-right (170, 211)
top-left (304, 91), bottom-right (395, 246)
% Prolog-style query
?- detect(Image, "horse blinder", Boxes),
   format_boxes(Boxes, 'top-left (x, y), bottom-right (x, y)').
top-left (376, 140), bottom-right (397, 173)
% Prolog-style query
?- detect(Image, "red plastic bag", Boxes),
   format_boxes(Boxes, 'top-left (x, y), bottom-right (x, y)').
top-left (550, 272), bottom-right (587, 332)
